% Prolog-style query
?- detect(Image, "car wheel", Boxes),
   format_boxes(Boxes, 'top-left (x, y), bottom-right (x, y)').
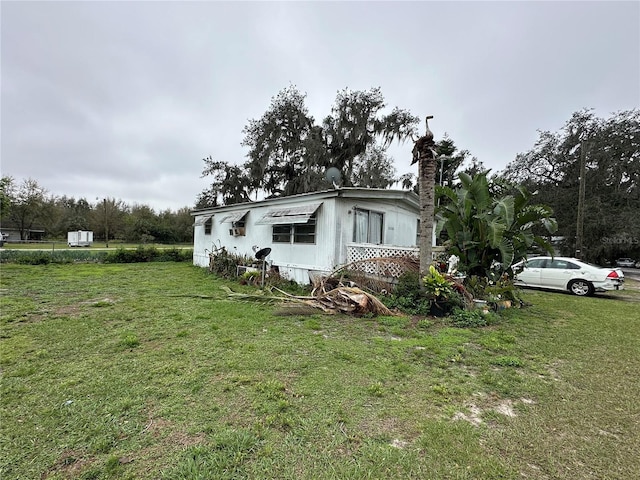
top-left (568, 279), bottom-right (594, 296)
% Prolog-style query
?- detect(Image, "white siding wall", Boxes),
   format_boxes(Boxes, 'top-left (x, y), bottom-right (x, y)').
top-left (334, 198), bottom-right (418, 251)
top-left (193, 201), bottom-right (339, 283)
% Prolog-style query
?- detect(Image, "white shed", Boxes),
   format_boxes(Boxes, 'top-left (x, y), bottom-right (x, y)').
top-left (192, 188), bottom-right (424, 284)
top-left (67, 230), bottom-right (93, 247)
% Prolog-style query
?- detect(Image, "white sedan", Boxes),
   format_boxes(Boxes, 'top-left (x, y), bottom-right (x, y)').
top-left (513, 256), bottom-right (624, 296)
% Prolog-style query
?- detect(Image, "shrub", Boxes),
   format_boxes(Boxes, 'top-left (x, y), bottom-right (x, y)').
top-left (104, 248), bottom-right (136, 263)
top-left (15, 251), bottom-right (52, 265)
top-left (422, 265), bottom-right (456, 300)
top-left (395, 271), bottom-right (422, 298)
top-left (464, 275), bottom-right (490, 299)
top-left (382, 271), bottom-right (432, 315)
top-left (0, 247), bottom-right (192, 265)
top-left (240, 270), bottom-right (261, 285)
top-left (464, 274), bottom-right (522, 305)
top-left (103, 246), bottom-right (193, 264)
top-left (208, 248), bottom-right (253, 280)
top-left (157, 248), bottom-right (192, 262)
top-left (448, 308), bottom-right (489, 328)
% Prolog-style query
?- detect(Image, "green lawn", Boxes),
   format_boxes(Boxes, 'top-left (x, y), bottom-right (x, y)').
top-left (1, 263), bottom-right (638, 479)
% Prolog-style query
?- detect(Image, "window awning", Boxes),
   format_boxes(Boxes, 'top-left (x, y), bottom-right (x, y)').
top-left (218, 210), bottom-right (249, 224)
top-left (193, 214), bottom-right (213, 226)
top-left (256, 203), bottom-right (322, 225)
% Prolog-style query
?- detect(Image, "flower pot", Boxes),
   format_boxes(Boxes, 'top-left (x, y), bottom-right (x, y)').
top-left (495, 300), bottom-right (512, 310)
top-left (430, 300), bottom-right (452, 317)
top-left (473, 299), bottom-right (490, 314)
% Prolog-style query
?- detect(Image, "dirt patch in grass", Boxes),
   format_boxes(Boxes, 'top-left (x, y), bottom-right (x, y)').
top-left (14, 304), bottom-right (81, 324)
top-left (43, 449), bottom-right (97, 479)
top-left (453, 404), bottom-right (484, 426)
top-left (131, 413), bottom-right (208, 474)
top-left (55, 304), bottom-right (86, 317)
top-left (357, 414), bottom-right (423, 451)
top-left (453, 395), bottom-right (535, 426)
top-left (142, 414), bottom-right (206, 447)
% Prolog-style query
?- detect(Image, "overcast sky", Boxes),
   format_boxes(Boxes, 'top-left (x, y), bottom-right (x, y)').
top-left (2, 1), bottom-right (638, 212)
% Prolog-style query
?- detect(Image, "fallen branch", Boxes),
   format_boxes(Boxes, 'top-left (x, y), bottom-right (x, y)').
top-left (222, 285), bottom-right (393, 316)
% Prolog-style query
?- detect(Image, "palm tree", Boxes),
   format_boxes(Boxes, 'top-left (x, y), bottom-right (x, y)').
top-left (412, 117), bottom-right (438, 276)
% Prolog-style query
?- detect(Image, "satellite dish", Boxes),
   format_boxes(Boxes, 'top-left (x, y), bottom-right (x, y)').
top-left (254, 247), bottom-right (272, 288)
top-left (325, 167), bottom-right (342, 188)
top-left (255, 247), bottom-right (271, 260)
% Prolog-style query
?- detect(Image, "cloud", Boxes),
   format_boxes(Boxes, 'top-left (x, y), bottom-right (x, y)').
top-left (2, 1), bottom-right (638, 211)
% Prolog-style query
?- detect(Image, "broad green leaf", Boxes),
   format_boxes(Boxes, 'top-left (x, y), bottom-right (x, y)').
top-left (487, 220), bottom-right (507, 249)
top-left (493, 195), bottom-right (515, 227)
top-left (497, 239), bottom-right (515, 269)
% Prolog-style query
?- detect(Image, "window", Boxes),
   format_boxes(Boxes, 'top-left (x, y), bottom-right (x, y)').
top-left (294, 220), bottom-right (316, 243)
top-left (273, 224), bottom-right (292, 243)
top-left (354, 208), bottom-right (383, 244)
top-left (549, 260), bottom-right (580, 270)
top-left (526, 258), bottom-right (547, 268)
top-left (194, 215), bottom-right (214, 234)
top-left (272, 216), bottom-right (316, 244)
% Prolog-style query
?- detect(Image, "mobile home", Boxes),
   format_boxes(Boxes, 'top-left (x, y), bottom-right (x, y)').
top-left (192, 188), bottom-right (423, 284)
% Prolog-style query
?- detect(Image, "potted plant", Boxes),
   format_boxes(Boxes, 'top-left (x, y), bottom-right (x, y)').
top-left (423, 265), bottom-right (457, 317)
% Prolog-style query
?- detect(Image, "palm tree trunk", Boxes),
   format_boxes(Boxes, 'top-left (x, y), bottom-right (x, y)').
top-left (413, 117), bottom-right (438, 277)
top-left (418, 151), bottom-right (437, 276)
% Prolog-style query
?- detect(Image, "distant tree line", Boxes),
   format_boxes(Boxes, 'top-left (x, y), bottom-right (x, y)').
top-left (0, 176), bottom-right (193, 244)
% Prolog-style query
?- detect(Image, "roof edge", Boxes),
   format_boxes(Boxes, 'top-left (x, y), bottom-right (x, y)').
top-left (191, 187), bottom-right (418, 215)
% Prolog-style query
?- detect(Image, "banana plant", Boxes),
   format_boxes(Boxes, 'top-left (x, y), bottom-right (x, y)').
top-left (435, 172), bottom-right (557, 277)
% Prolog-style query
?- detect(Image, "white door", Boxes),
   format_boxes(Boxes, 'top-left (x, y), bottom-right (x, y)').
top-left (540, 259), bottom-right (581, 289)
top-left (516, 258), bottom-right (547, 286)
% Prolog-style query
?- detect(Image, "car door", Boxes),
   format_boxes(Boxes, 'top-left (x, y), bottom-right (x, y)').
top-left (541, 259), bottom-right (580, 288)
top-left (516, 258), bottom-right (547, 286)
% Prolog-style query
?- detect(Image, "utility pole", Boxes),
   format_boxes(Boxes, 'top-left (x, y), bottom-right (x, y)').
top-left (104, 198), bottom-right (109, 248)
top-left (575, 139), bottom-right (587, 258)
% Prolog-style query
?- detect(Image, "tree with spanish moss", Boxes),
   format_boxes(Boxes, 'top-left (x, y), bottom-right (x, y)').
top-left (197, 86), bottom-right (420, 206)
